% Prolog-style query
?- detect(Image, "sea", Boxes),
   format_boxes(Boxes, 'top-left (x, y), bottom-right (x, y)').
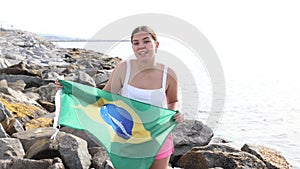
top-left (55, 40), bottom-right (300, 168)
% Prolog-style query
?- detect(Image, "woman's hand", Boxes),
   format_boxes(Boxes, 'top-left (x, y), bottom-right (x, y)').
top-left (55, 79), bottom-right (63, 91)
top-left (174, 111), bottom-right (184, 123)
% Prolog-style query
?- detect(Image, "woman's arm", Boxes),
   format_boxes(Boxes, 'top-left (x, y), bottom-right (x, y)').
top-left (103, 61), bottom-right (126, 94)
top-left (166, 67), bottom-right (184, 123)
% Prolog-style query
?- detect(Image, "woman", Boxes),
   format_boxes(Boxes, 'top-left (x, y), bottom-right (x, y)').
top-left (103, 25), bottom-right (184, 169)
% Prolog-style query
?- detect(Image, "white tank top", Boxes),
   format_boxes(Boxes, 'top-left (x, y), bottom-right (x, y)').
top-left (120, 60), bottom-right (168, 108)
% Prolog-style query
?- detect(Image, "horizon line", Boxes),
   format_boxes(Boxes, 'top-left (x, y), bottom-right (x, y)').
top-left (49, 39), bottom-right (131, 42)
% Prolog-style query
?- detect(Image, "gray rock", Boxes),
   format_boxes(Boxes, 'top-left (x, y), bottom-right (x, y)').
top-left (0, 100), bottom-right (13, 121)
top-left (171, 119), bottom-right (213, 165)
top-left (0, 58), bottom-right (14, 68)
top-left (0, 138), bottom-right (25, 159)
top-left (60, 126), bottom-right (103, 148)
top-left (54, 131), bottom-right (92, 169)
top-left (1, 118), bottom-right (24, 135)
top-left (34, 83), bottom-right (57, 103)
top-left (0, 157), bottom-right (63, 169)
top-left (0, 74), bottom-right (42, 88)
top-left (7, 80), bottom-right (27, 91)
top-left (93, 70), bottom-right (111, 88)
top-left (48, 157), bottom-right (65, 169)
top-left (102, 160), bottom-right (115, 169)
top-left (0, 124), bottom-right (9, 138)
top-left (13, 127), bottom-right (91, 169)
top-left (89, 147), bottom-right (109, 169)
top-left (78, 71), bottom-right (96, 87)
top-left (12, 127), bottom-right (57, 152)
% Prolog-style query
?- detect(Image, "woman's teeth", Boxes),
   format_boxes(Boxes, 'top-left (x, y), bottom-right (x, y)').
top-left (139, 51), bottom-right (146, 55)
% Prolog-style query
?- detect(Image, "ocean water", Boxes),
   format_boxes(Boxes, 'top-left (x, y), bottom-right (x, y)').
top-left (56, 40), bottom-right (300, 168)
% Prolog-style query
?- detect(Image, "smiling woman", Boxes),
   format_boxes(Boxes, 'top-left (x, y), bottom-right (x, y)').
top-left (103, 25), bottom-right (184, 169)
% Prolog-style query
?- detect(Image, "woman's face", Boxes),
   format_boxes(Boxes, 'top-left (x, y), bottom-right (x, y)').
top-left (131, 31), bottom-right (159, 61)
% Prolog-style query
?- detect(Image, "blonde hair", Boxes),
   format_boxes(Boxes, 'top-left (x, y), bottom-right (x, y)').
top-left (130, 26), bottom-right (157, 43)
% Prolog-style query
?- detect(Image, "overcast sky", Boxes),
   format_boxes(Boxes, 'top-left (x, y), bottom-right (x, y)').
top-left (1, 0), bottom-right (300, 72)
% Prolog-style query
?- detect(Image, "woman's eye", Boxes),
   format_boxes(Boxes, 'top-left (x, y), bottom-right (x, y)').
top-left (143, 40), bottom-right (150, 43)
top-left (133, 42), bottom-right (139, 45)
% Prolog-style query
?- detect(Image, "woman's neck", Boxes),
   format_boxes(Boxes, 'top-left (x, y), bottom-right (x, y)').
top-left (136, 58), bottom-right (156, 70)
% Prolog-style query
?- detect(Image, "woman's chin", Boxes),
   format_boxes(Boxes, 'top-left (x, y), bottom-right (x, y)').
top-left (136, 55), bottom-right (152, 61)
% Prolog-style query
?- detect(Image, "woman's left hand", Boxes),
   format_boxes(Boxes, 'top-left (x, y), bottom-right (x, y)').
top-left (174, 111), bottom-right (184, 123)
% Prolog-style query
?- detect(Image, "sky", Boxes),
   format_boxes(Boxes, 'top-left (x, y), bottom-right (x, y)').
top-left (1, 0), bottom-right (300, 69)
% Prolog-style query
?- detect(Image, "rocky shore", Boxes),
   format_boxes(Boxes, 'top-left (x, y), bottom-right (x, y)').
top-left (0, 29), bottom-right (292, 169)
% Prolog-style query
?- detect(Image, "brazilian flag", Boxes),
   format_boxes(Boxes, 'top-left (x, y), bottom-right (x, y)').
top-left (56, 80), bottom-right (177, 169)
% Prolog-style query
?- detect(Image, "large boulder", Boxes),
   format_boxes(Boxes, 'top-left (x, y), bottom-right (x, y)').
top-left (0, 157), bottom-right (64, 169)
top-left (12, 127), bottom-right (91, 169)
top-left (241, 144), bottom-right (292, 169)
top-left (0, 138), bottom-right (25, 159)
top-left (171, 119), bottom-right (213, 165)
top-left (177, 144), bottom-right (267, 169)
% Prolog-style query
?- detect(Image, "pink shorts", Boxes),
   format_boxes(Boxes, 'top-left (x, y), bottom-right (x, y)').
top-left (155, 134), bottom-right (174, 160)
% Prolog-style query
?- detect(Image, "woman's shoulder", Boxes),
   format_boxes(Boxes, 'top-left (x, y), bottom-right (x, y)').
top-left (163, 65), bottom-right (177, 82)
top-left (157, 63), bottom-right (177, 77)
top-left (114, 60), bottom-right (127, 72)
top-left (109, 60), bottom-right (127, 82)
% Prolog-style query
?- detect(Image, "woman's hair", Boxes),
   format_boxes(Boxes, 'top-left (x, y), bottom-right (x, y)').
top-left (131, 26), bottom-right (157, 43)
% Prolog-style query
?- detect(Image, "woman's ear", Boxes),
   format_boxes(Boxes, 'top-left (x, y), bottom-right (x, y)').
top-left (155, 41), bottom-right (159, 53)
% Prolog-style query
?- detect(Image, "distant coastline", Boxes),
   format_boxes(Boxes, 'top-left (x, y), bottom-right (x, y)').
top-left (48, 39), bottom-right (130, 42)
top-left (39, 33), bottom-right (130, 42)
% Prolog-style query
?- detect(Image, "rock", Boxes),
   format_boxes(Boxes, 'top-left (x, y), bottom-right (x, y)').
top-left (210, 136), bottom-right (230, 144)
top-left (0, 157), bottom-right (64, 169)
top-left (102, 160), bottom-right (115, 169)
top-left (0, 61), bottom-right (40, 77)
top-left (7, 80), bottom-right (27, 91)
top-left (0, 124), bottom-right (9, 138)
top-left (49, 131), bottom-right (91, 169)
top-left (78, 71), bottom-right (96, 87)
top-left (13, 127), bottom-right (91, 169)
top-left (0, 58), bottom-right (14, 69)
top-left (37, 99), bottom-right (56, 112)
top-left (0, 29), bottom-right (120, 116)
top-left (241, 144), bottom-right (292, 169)
top-left (0, 98), bottom-right (48, 126)
top-left (177, 144), bottom-right (267, 169)
top-left (60, 126), bottom-right (103, 148)
top-left (1, 117), bottom-right (24, 135)
top-left (24, 117), bottom-right (53, 130)
top-left (0, 138), bottom-right (25, 159)
top-left (12, 127), bottom-right (58, 152)
top-left (93, 70), bottom-right (111, 89)
top-left (89, 147), bottom-right (109, 169)
top-left (0, 100), bottom-right (13, 121)
top-left (0, 79), bottom-right (9, 88)
top-left (34, 83), bottom-right (57, 103)
top-left (0, 86), bottom-right (33, 104)
top-left (48, 157), bottom-right (65, 169)
top-left (42, 71), bottom-right (60, 81)
top-left (171, 119), bottom-right (213, 165)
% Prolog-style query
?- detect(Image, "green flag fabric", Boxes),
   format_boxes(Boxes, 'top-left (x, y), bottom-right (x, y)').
top-left (56, 80), bottom-right (177, 169)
